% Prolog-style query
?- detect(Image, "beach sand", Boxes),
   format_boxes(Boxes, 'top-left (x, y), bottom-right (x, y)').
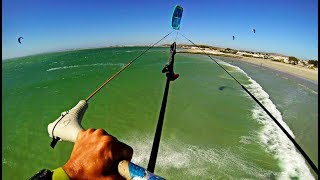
top-left (179, 49), bottom-right (318, 84)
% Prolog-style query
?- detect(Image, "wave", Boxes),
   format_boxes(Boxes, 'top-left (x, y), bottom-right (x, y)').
top-left (213, 58), bottom-right (314, 179)
top-left (46, 63), bottom-right (125, 72)
top-left (297, 83), bottom-right (318, 95)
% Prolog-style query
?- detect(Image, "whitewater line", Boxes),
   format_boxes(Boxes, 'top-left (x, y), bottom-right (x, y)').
top-left (216, 59), bottom-right (314, 179)
top-left (46, 63), bottom-right (126, 72)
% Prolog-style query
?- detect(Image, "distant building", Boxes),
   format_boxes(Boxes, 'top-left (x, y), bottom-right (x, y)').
top-left (236, 51), bottom-right (247, 55)
top-left (236, 51), bottom-right (254, 56)
top-left (252, 53), bottom-right (264, 58)
top-left (269, 55), bottom-right (289, 62)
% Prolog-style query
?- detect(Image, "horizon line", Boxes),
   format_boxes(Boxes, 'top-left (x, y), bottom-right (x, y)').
top-left (2, 44), bottom-right (318, 61)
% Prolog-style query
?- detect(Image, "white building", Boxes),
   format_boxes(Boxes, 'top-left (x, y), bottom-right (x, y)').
top-left (269, 55), bottom-right (289, 62)
top-left (236, 51), bottom-right (251, 56)
top-left (236, 51), bottom-right (263, 58)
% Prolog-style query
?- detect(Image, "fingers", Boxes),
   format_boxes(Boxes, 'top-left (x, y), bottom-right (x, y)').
top-left (94, 129), bottom-right (109, 136)
top-left (102, 174), bottom-right (126, 180)
top-left (111, 140), bottom-right (133, 162)
top-left (87, 128), bottom-right (96, 134)
top-left (76, 128), bottom-right (95, 141)
top-left (76, 129), bottom-right (86, 141)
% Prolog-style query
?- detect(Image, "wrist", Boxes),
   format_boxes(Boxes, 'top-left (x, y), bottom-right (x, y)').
top-left (63, 162), bottom-right (82, 180)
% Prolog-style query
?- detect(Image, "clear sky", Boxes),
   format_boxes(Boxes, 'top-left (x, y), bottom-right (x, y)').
top-left (2, 0), bottom-right (318, 60)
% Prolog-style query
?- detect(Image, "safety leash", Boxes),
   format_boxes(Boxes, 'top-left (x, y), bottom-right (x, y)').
top-left (147, 42), bottom-right (179, 173)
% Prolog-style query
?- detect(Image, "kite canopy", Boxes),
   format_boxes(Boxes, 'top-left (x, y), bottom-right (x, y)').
top-left (18, 37), bottom-right (23, 44)
top-left (171, 5), bottom-right (183, 30)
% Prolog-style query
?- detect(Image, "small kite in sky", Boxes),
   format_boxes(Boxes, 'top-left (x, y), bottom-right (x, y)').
top-left (18, 37), bottom-right (24, 44)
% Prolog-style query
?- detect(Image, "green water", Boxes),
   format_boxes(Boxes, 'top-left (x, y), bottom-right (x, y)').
top-left (218, 56), bottom-right (318, 163)
top-left (2, 47), bottom-right (316, 179)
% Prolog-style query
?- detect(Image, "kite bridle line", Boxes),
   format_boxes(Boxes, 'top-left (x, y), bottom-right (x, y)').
top-left (50, 30), bottom-right (174, 147)
top-left (178, 32), bottom-right (319, 175)
top-left (85, 30), bottom-right (174, 102)
top-left (49, 5), bottom-right (182, 179)
top-left (174, 30), bottom-right (179, 42)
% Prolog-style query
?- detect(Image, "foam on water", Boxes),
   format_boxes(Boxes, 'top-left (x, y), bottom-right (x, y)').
top-left (214, 58), bottom-right (314, 179)
top-left (46, 63), bottom-right (125, 72)
top-left (2, 145), bottom-right (17, 168)
top-left (239, 135), bottom-right (253, 145)
top-left (126, 134), bottom-right (275, 179)
top-left (2, 158), bottom-right (16, 168)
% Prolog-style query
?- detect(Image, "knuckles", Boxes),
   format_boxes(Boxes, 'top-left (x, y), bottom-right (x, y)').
top-left (100, 135), bottom-right (116, 145)
top-left (86, 128), bottom-right (95, 134)
top-left (93, 129), bottom-right (108, 136)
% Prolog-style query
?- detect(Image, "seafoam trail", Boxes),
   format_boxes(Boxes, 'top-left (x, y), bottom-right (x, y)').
top-left (216, 59), bottom-right (314, 179)
top-left (127, 133), bottom-right (275, 179)
top-left (46, 63), bottom-right (126, 72)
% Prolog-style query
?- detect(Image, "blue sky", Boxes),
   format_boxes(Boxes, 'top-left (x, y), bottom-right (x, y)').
top-left (2, 0), bottom-right (318, 60)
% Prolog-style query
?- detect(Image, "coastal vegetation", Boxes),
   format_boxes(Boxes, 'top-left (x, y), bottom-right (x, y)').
top-left (289, 56), bottom-right (299, 65)
top-left (271, 58), bottom-right (285, 63)
top-left (243, 54), bottom-right (254, 58)
top-left (308, 60), bottom-right (318, 68)
top-left (220, 48), bottom-right (238, 54)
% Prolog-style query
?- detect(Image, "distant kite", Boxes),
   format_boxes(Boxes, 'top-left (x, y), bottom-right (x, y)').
top-left (232, 36), bottom-right (235, 40)
top-left (252, 29), bottom-right (256, 33)
top-left (18, 37), bottom-right (23, 44)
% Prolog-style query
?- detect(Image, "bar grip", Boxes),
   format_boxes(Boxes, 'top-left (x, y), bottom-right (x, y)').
top-left (47, 100), bottom-right (165, 179)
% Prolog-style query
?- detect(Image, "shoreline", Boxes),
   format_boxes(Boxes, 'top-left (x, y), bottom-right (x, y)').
top-left (179, 49), bottom-right (318, 85)
top-left (225, 57), bottom-right (318, 92)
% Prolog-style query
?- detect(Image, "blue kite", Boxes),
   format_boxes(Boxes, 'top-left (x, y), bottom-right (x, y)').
top-left (171, 5), bottom-right (183, 30)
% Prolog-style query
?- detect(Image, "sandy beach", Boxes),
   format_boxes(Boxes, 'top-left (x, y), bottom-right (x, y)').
top-left (179, 49), bottom-right (318, 84)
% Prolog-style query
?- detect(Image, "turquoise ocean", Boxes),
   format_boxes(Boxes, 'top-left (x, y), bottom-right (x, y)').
top-left (2, 47), bottom-right (318, 179)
